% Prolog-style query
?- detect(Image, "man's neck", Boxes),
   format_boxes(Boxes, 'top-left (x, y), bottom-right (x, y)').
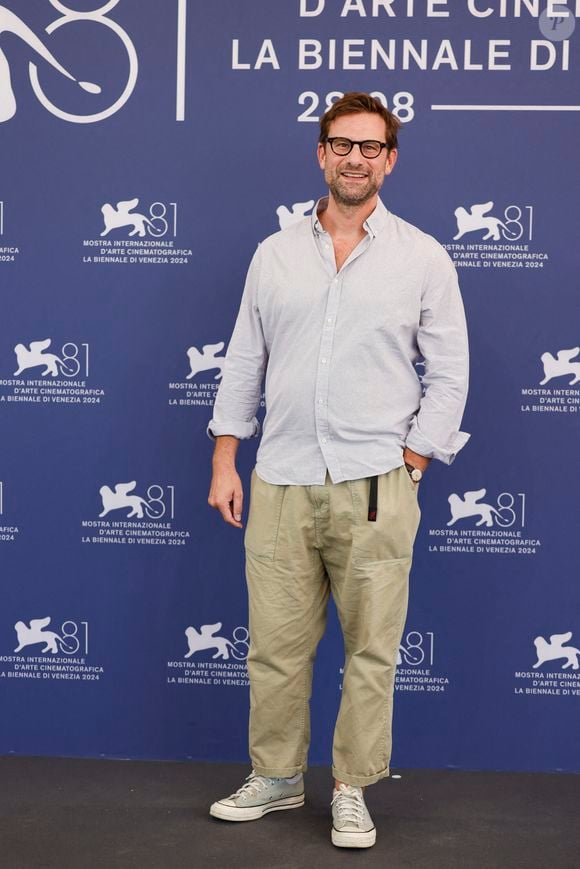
top-left (318, 192), bottom-right (378, 238)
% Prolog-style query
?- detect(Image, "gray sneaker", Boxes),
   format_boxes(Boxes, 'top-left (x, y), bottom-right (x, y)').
top-left (209, 770), bottom-right (304, 822)
top-left (331, 783), bottom-right (376, 848)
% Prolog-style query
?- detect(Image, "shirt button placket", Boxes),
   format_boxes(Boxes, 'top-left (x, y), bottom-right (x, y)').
top-left (315, 274), bottom-right (340, 479)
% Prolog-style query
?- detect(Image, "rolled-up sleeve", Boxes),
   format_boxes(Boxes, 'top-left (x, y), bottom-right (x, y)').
top-left (405, 245), bottom-right (470, 464)
top-left (207, 247), bottom-right (268, 440)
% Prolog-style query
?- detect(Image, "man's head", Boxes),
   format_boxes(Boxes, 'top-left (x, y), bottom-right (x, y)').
top-left (319, 92), bottom-right (400, 151)
top-left (317, 92), bottom-right (400, 208)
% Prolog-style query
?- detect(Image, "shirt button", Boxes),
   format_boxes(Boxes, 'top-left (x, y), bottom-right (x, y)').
top-left (321, 438), bottom-right (327, 444)
top-left (327, 317), bottom-right (332, 324)
top-left (318, 398), bottom-right (324, 404)
top-left (321, 358), bottom-right (327, 364)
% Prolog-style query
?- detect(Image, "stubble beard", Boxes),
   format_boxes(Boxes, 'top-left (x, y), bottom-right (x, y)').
top-left (326, 167), bottom-right (382, 208)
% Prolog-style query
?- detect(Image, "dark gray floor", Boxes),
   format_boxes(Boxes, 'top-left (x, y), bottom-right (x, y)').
top-left (0, 757), bottom-right (578, 869)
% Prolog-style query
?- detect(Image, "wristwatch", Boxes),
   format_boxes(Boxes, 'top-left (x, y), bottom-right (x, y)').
top-left (405, 463), bottom-right (423, 483)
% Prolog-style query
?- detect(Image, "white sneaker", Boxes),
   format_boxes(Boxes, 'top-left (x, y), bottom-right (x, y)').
top-left (331, 783), bottom-right (376, 848)
top-left (209, 770), bottom-right (304, 822)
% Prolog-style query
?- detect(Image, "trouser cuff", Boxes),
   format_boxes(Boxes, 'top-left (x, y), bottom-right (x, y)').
top-left (253, 762), bottom-right (307, 777)
top-left (332, 765), bottom-right (390, 786)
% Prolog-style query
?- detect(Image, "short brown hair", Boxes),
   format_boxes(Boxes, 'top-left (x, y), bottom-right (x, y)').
top-left (319, 92), bottom-right (401, 151)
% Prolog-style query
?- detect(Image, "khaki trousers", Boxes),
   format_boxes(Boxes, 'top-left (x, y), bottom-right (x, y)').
top-left (243, 464), bottom-right (421, 787)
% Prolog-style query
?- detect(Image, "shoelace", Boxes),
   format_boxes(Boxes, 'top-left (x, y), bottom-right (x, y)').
top-left (230, 771), bottom-right (271, 800)
top-left (331, 785), bottom-right (366, 824)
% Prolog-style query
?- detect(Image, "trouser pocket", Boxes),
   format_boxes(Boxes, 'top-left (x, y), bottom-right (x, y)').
top-left (244, 469), bottom-right (286, 562)
top-left (350, 466), bottom-right (420, 565)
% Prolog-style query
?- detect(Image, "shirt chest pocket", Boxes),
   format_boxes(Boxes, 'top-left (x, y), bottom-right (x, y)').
top-left (355, 279), bottom-right (419, 335)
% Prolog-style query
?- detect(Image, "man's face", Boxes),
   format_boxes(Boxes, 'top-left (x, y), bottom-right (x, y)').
top-left (317, 112), bottom-right (397, 207)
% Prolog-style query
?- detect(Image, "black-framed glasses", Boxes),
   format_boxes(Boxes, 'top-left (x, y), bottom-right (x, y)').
top-left (324, 137), bottom-right (388, 159)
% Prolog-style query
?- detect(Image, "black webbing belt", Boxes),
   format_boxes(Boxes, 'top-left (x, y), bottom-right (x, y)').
top-left (367, 475), bottom-right (378, 522)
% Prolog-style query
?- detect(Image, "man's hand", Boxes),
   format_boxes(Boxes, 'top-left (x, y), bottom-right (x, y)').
top-left (208, 435), bottom-right (243, 528)
top-left (403, 446), bottom-right (431, 473)
top-left (208, 466), bottom-right (244, 528)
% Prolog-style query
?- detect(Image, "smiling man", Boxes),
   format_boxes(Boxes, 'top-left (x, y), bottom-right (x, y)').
top-left (207, 92), bottom-right (470, 849)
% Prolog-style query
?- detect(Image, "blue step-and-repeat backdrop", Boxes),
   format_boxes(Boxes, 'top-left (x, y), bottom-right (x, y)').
top-left (1, 0), bottom-right (579, 773)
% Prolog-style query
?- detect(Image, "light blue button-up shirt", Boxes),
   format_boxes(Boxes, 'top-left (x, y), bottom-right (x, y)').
top-left (208, 197), bottom-right (470, 485)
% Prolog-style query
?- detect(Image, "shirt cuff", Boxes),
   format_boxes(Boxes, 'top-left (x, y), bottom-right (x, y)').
top-left (206, 417), bottom-right (261, 441)
top-left (405, 417), bottom-right (471, 465)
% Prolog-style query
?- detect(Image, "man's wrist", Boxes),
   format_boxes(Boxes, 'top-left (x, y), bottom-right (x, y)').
top-left (212, 435), bottom-right (240, 469)
top-left (403, 447), bottom-right (431, 472)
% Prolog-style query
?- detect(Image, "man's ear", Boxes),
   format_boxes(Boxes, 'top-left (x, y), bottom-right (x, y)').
top-left (384, 148), bottom-right (398, 176)
top-left (317, 142), bottom-right (326, 170)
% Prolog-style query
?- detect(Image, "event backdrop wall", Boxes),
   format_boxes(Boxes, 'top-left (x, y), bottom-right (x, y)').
top-left (1, 0), bottom-right (579, 773)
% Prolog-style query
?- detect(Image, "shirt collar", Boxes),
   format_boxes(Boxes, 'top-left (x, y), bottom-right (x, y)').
top-left (311, 195), bottom-right (390, 239)
top-left (364, 197), bottom-right (390, 238)
top-left (312, 196), bottom-right (328, 236)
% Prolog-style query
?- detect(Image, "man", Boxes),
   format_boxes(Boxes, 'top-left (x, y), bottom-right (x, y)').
top-left (207, 92), bottom-right (469, 849)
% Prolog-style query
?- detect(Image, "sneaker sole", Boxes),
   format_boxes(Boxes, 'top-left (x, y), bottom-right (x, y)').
top-left (209, 793), bottom-right (305, 822)
top-left (332, 826), bottom-right (377, 848)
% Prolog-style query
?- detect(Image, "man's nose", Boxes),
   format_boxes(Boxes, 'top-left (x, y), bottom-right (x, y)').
top-left (343, 145), bottom-right (367, 164)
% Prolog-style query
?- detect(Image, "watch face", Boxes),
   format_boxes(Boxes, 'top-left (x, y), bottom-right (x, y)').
top-left (410, 468), bottom-right (422, 482)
